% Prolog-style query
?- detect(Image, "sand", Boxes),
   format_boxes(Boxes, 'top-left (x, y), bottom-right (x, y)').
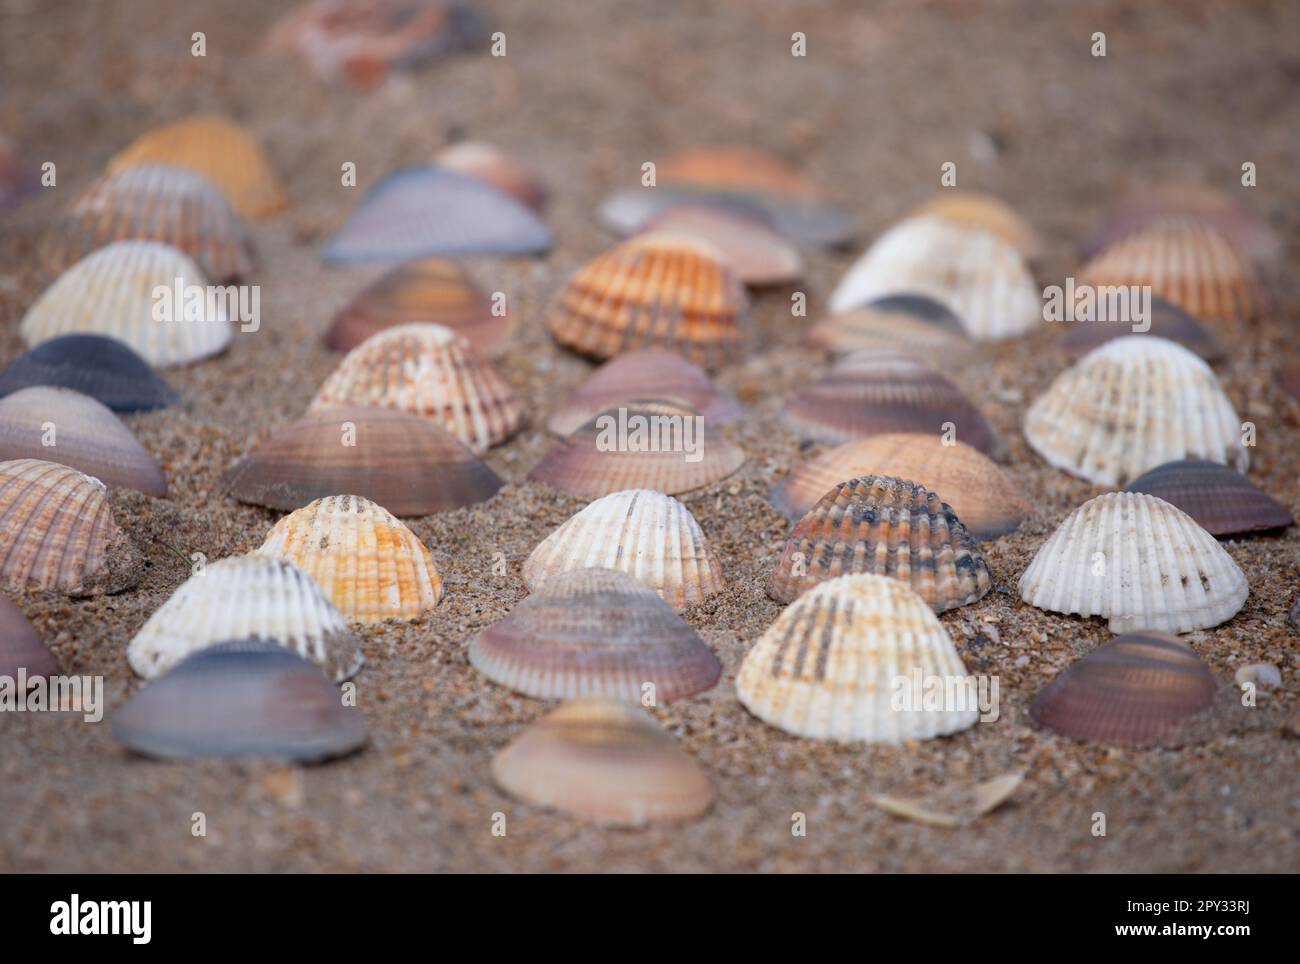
top-left (0, 0), bottom-right (1297, 873)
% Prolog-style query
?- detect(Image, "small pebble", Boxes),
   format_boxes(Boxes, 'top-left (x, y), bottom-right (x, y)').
top-left (1234, 663), bottom-right (1281, 689)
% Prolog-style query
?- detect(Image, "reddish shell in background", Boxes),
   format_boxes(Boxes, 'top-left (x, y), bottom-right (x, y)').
top-left (0, 594), bottom-right (57, 678)
top-left (1123, 459), bottom-right (1292, 536)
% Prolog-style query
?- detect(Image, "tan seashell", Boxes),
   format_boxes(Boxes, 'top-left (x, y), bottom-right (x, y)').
top-left (872, 772), bottom-right (1024, 828)
top-left (309, 323), bottom-right (522, 453)
top-left (1025, 335), bottom-right (1246, 487)
top-left (434, 140), bottom-right (547, 211)
top-left (636, 203), bottom-right (802, 285)
top-left (1018, 491), bottom-right (1248, 634)
top-left (737, 573), bottom-right (980, 743)
top-left (256, 495), bottom-right (443, 625)
top-left (804, 299), bottom-right (975, 362)
top-left (907, 191), bottom-right (1042, 259)
top-left (523, 489), bottom-right (725, 612)
top-left (491, 697), bottom-right (714, 826)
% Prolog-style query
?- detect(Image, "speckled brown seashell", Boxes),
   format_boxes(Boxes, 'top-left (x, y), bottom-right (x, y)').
top-left (434, 140), bottom-right (547, 211)
top-left (636, 202), bottom-right (802, 285)
top-left (1029, 633), bottom-right (1217, 745)
top-left (804, 298), bottom-right (975, 362)
top-left (906, 190), bottom-right (1042, 259)
top-left (1059, 296), bottom-right (1225, 362)
top-left (0, 593), bottom-right (56, 678)
top-left (1123, 459), bottom-right (1291, 536)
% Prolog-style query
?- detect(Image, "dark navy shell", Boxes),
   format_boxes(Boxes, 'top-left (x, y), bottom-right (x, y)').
top-left (0, 335), bottom-right (178, 412)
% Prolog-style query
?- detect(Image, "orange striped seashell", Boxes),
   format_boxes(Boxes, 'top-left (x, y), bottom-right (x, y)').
top-left (804, 297), bottom-right (975, 362)
top-left (906, 191), bottom-right (1042, 259)
top-left (0, 593), bottom-right (56, 678)
top-left (636, 203), bottom-right (802, 285)
top-left (309, 323), bottom-right (523, 453)
top-left (434, 140), bottom-right (547, 211)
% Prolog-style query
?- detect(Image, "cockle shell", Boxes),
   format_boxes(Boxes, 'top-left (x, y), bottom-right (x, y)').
top-left (523, 489), bottom-right (725, 611)
top-left (906, 190), bottom-right (1042, 259)
top-left (0, 593), bottom-right (56, 678)
top-left (767, 475), bottom-right (991, 611)
top-left (544, 234), bottom-right (748, 370)
top-left (1059, 295), bottom-right (1225, 362)
top-left (491, 697), bottom-right (714, 826)
top-left (805, 299), bottom-right (975, 361)
top-left (223, 405), bottom-right (501, 515)
top-left (309, 323), bottom-right (523, 453)
top-left (0, 335), bottom-right (178, 413)
top-left (468, 568), bottom-right (720, 702)
top-left (636, 203), bottom-right (802, 285)
top-left (434, 140), bottom-right (547, 211)
top-left (1018, 492), bottom-right (1248, 633)
top-left (1124, 459), bottom-right (1292, 536)
top-left (0, 459), bottom-right (144, 595)
top-left (20, 240), bottom-right (233, 368)
top-left (1024, 335), bottom-right (1246, 487)
top-left (737, 573), bottom-right (980, 743)
top-left (127, 555), bottom-right (364, 681)
top-left (256, 494), bottom-right (443, 624)
top-left (0, 387), bottom-right (167, 496)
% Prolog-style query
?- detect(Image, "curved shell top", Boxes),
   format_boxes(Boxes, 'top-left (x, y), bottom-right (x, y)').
top-left (223, 404), bottom-right (501, 516)
top-left (828, 216), bottom-right (1040, 341)
top-left (0, 386), bottom-right (167, 496)
top-left (1024, 335), bottom-right (1246, 487)
top-left (804, 302), bottom-right (976, 362)
top-left (1059, 296), bottom-right (1225, 362)
top-left (528, 398), bottom-right (744, 499)
top-left (523, 489), bottom-right (725, 612)
top-left (767, 475), bottom-right (992, 611)
top-left (545, 233), bottom-right (748, 371)
top-left (0, 335), bottom-right (178, 413)
top-left (20, 240), bottom-right (233, 368)
top-left (43, 163), bottom-right (254, 282)
top-left (1123, 459), bottom-right (1292, 537)
top-left (0, 458), bottom-right (143, 595)
top-left (770, 433), bottom-right (1031, 540)
top-left (659, 147), bottom-right (820, 199)
top-left (325, 257), bottom-right (511, 355)
top-left (468, 568), bottom-right (721, 703)
top-left (256, 494), bottom-right (444, 625)
top-left (126, 555), bottom-right (364, 682)
top-left (1018, 491), bottom-right (1248, 634)
top-left (637, 203), bottom-right (803, 285)
top-left (491, 697), bottom-right (714, 827)
top-left (906, 191), bottom-right (1042, 259)
top-left (434, 140), bottom-right (548, 211)
top-left (0, 593), bottom-right (56, 678)
top-left (737, 573), bottom-right (979, 743)
top-left (106, 115), bottom-right (286, 219)
top-left (309, 323), bottom-right (523, 453)
top-left (1029, 632), bottom-right (1217, 746)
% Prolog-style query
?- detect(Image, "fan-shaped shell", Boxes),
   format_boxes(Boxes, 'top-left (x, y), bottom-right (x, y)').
top-left (1018, 491), bottom-right (1248, 633)
top-left (256, 494), bottom-right (443, 624)
top-left (805, 300), bottom-right (975, 361)
top-left (906, 191), bottom-right (1042, 259)
top-left (20, 240), bottom-right (233, 368)
top-left (0, 335), bottom-right (178, 412)
top-left (468, 568), bottom-right (720, 702)
top-left (127, 555), bottom-right (364, 681)
top-left (1124, 459), bottom-right (1291, 536)
top-left (636, 203), bottom-right (802, 285)
top-left (1025, 335), bottom-right (1246, 487)
top-left (737, 573), bottom-right (980, 743)
top-left (434, 140), bottom-right (547, 211)
top-left (523, 489), bottom-right (724, 611)
top-left (0, 593), bottom-right (56, 678)
top-left (0, 459), bottom-right (143, 595)
top-left (1060, 295), bottom-right (1225, 362)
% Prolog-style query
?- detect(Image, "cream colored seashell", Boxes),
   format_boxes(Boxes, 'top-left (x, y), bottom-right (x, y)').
top-left (736, 573), bottom-right (979, 743)
top-left (19, 240), bottom-right (232, 367)
top-left (127, 555), bottom-right (364, 682)
top-left (1024, 335), bottom-right (1246, 487)
top-left (523, 489), bottom-right (724, 612)
top-left (255, 494), bottom-right (443, 625)
top-left (828, 216), bottom-right (1040, 341)
top-left (1018, 492), bottom-right (1248, 634)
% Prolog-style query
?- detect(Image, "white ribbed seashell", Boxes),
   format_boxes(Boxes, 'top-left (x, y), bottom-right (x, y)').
top-left (1018, 492), bottom-right (1248, 634)
top-left (20, 240), bottom-right (232, 367)
top-left (523, 489), bottom-right (725, 611)
top-left (828, 216), bottom-right (1040, 341)
top-left (736, 573), bottom-right (980, 743)
top-left (127, 555), bottom-right (364, 681)
top-left (1024, 335), bottom-right (1246, 487)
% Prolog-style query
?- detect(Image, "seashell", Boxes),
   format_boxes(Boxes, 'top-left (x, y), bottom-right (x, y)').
top-left (127, 555), bottom-right (364, 681)
top-left (906, 191), bottom-right (1042, 259)
top-left (41, 164), bottom-right (255, 282)
top-left (1234, 662), bottom-right (1280, 690)
top-left (491, 697), bottom-right (713, 826)
top-left (256, 494), bottom-right (443, 624)
top-left (523, 489), bottom-right (724, 612)
top-left (0, 335), bottom-right (178, 413)
top-left (635, 203), bottom-right (802, 285)
top-left (770, 433), bottom-right (1031, 540)
top-left (106, 115), bottom-right (286, 219)
top-left (737, 573), bottom-right (980, 743)
top-left (1024, 335), bottom-right (1246, 487)
top-left (112, 639), bottom-right (367, 762)
top-left (323, 167), bottom-right (552, 262)
top-left (528, 398), bottom-right (744, 499)
top-left (0, 593), bottom-right (57, 678)
top-left (805, 299), bottom-right (975, 361)
top-left (767, 475), bottom-right (991, 611)
top-left (1123, 459), bottom-right (1291, 536)
top-left (872, 771), bottom-right (1024, 828)
top-left (0, 387), bottom-right (166, 496)
top-left (1018, 491), bottom-right (1248, 633)
top-left (468, 568), bottom-right (720, 702)
top-left (223, 404), bottom-right (500, 515)
top-left (325, 257), bottom-right (511, 355)
top-left (1077, 217), bottom-right (1259, 325)
top-left (1059, 295), bottom-right (1225, 362)
top-left (829, 216), bottom-right (1040, 341)
top-left (1029, 633), bottom-right (1216, 745)
top-left (20, 240), bottom-right (232, 368)
top-left (545, 234), bottom-right (748, 370)
top-left (309, 323), bottom-right (522, 453)
top-left (433, 140), bottom-right (547, 211)
top-left (0, 459), bottom-right (144, 595)
top-left (546, 348), bottom-right (744, 436)
top-left (780, 349), bottom-right (1003, 458)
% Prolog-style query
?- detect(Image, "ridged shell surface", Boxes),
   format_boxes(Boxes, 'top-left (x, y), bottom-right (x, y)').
top-left (0, 335), bottom-right (178, 413)
top-left (0, 593), bottom-right (56, 678)
top-left (1123, 459), bottom-right (1291, 536)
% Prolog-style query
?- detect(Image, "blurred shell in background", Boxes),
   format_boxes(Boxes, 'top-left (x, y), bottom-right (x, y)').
top-left (1123, 459), bottom-right (1292, 536)
top-left (905, 190), bottom-right (1042, 260)
top-left (634, 202), bottom-right (802, 285)
top-left (805, 295), bottom-right (976, 362)
top-left (1059, 295), bottom-right (1225, 362)
top-left (433, 140), bottom-right (547, 211)
top-left (0, 594), bottom-right (57, 678)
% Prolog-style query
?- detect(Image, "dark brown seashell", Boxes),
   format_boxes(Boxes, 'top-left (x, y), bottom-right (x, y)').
top-left (1060, 296), bottom-right (1226, 362)
top-left (1123, 459), bottom-right (1291, 536)
top-left (0, 593), bottom-right (56, 678)
top-left (0, 335), bottom-right (177, 413)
